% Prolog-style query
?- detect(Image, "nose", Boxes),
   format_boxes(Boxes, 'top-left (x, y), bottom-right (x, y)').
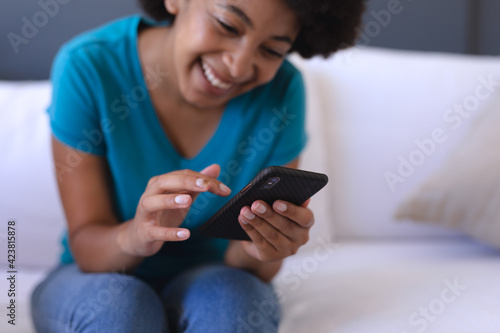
top-left (222, 47), bottom-right (255, 82)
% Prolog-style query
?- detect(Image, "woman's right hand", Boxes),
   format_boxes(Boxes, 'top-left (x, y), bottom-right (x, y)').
top-left (117, 164), bottom-right (231, 257)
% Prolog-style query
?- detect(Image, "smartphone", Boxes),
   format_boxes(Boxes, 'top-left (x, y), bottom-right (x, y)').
top-left (198, 166), bottom-right (328, 240)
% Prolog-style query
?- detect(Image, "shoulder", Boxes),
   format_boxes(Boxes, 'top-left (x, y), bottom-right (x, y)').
top-left (252, 59), bottom-right (305, 105)
top-left (60, 15), bottom-right (140, 56)
top-left (271, 58), bottom-right (305, 93)
top-left (52, 15), bottom-right (142, 73)
top-left (243, 58), bottom-right (305, 107)
top-left (277, 58), bottom-right (303, 83)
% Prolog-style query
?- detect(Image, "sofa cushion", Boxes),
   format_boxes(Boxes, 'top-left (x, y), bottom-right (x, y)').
top-left (395, 87), bottom-right (500, 248)
top-left (274, 239), bottom-right (500, 333)
top-left (0, 81), bottom-right (66, 268)
top-left (289, 55), bottom-right (334, 251)
top-left (290, 47), bottom-right (500, 239)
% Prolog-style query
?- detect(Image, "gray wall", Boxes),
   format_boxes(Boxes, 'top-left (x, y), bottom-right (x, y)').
top-left (0, 0), bottom-right (140, 80)
top-left (1, 0), bottom-right (499, 80)
top-left (359, 0), bottom-right (500, 55)
top-left (478, 0), bottom-right (500, 55)
top-left (359, 0), bottom-right (470, 53)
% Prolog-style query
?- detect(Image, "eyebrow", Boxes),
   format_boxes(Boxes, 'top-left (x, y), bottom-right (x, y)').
top-left (216, 3), bottom-right (294, 45)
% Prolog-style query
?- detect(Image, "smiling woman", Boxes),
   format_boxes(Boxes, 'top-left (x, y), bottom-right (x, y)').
top-left (30, 0), bottom-right (365, 332)
top-left (140, 0), bottom-right (302, 112)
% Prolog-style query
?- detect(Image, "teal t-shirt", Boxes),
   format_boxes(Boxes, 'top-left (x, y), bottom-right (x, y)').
top-left (48, 15), bottom-right (307, 279)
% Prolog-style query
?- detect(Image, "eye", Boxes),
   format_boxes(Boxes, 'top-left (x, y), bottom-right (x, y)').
top-left (263, 47), bottom-right (284, 58)
top-left (218, 19), bottom-right (239, 35)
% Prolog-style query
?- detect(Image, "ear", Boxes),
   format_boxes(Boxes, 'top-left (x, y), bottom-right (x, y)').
top-left (164, 0), bottom-right (181, 15)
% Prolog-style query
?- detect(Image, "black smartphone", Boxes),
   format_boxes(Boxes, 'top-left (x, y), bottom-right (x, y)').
top-left (198, 165), bottom-right (328, 240)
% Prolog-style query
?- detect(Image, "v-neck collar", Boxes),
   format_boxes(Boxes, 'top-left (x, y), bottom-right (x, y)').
top-left (131, 16), bottom-right (238, 163)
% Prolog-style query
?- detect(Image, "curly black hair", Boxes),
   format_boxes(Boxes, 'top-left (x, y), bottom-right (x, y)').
top-left (137, 0), bottom-right (366, 59)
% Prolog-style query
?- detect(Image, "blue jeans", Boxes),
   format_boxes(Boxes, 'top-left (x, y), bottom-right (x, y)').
top-left (31, 263), bottom-right (280, 333)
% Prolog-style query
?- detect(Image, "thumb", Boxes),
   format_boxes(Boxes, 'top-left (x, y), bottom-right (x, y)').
top-left (199, 163), bottom-right (221, 179)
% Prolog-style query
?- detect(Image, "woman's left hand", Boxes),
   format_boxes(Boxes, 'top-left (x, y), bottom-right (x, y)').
top-left (237, 198), bottom-right (313, 261)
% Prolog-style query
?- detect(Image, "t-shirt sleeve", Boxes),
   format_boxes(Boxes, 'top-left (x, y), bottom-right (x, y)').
top-left (266, 67), bottom-right (308, 167)
top-left (47, 46), bottom-right (106, 156)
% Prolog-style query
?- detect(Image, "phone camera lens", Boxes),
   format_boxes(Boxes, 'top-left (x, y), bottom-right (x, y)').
top-left (259, 177), bottom-right (281, 190)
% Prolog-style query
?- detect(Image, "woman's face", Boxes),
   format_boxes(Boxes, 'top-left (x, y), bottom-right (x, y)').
top-left (165, 0), bottom-right (301, 110)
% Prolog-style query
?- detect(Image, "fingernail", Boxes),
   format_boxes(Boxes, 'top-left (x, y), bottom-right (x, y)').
top-left (219, 183), bottom-right (231, 194)
top-left (275, 202), bottom-right (287, 212)
top-left (196, 178), bottom-right (209, 188)
top-left (243, 209), bottom-right (255, 220)
top-left (177, 230), bottom-right (190, 239)
top-left (175, 195), bottom-right (190, 205)
top-left (254, 203), bottom-right (266, 214)
top-left (241, 218), bottom-right (249, 225)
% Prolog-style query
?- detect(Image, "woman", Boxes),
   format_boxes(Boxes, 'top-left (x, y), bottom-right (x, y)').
top-left (31, 0), bottom-right (364, 332)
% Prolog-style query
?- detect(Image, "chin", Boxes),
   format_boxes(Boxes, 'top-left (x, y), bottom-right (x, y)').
top-left (184, 92), bottom-right (229, 110)
top-left (182, 82), bottom-right (237, 110)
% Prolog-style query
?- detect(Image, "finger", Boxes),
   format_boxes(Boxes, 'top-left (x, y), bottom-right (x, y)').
top-left (272, 200), bottom-right (315, 228)
top-left (140, 194), bottom-right (192, 213)
top-left (240, 241), bottom-right (262, 261)
top-left (242, 205), bottom-right (292, 250)
top-left (239, 216), bottom-right (280, 258)
top-left (301, 198), bottom-right (311, 208)
top-left (195, 164), bottom-right (227, 202)
top-left (199, 163), bottom-right (221, 178)
top-left (196, 164), bottom-right (231, 196)
top-left (146, 172), bottom-right (231, 197)
top-left (242, 204), bottom-right (299, 242)
top-left (146, 225), bottom-right (190, 242)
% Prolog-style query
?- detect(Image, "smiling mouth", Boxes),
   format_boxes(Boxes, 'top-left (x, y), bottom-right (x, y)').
top-left (200, 59), bottom-right (234, 91)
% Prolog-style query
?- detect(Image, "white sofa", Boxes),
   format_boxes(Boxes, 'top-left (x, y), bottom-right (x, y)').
top-left (1, 47), bottom-right (500, 333)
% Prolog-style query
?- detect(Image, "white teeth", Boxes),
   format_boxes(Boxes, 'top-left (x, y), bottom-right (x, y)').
top-left (201, 61), bottom-right (233, 90)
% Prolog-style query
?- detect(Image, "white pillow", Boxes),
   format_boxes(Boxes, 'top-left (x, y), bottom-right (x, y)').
top-left (299, 47), bottom-right (500, 239)
top-left (395, 89), bottom-right (500, 248)
top-left (289, 55), bottom-right (335, 250)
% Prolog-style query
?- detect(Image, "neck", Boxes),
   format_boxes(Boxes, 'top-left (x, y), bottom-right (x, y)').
top-left (138, 24), bottom-right (185, 108)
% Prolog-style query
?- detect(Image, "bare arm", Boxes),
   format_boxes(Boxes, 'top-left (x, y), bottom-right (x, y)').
top-left (52, 136), bottom-right (143, 273)
top-left (52, 136), bottom-right (231, 274)
top-left (224, 239), bottom-right (283, 283)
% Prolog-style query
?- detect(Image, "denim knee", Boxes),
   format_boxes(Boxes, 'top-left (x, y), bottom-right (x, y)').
top-left (164, 265), bottom-right (281, 333)
top-left (31, 264), bottom-right (167, 333)
top-left (73, 275), bottom-right (166, 332)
